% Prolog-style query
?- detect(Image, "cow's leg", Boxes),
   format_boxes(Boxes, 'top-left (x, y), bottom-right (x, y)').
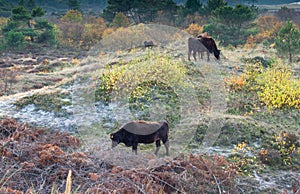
top-left (132, 143), bottom-right (138, 154)
top-left (200, 51), bottom-right (203, 59)
top-left (206, 51), bottom-right (210, 61)
top-left (155, 140), bottom-right (161, 156)
top-left (163, 141), bottom-right (169, 156)
top-left (188, 49), bottom-right (191, 61)
top-left (193, 51), bottom-right (197, 61)
top-left (162, 137), bottom-right (169, 156)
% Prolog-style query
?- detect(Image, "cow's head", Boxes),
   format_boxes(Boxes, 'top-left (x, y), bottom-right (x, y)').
top-left (110, 133), bottom-right (120, 148)
top-left (214, 49), bottom-right (221, 60)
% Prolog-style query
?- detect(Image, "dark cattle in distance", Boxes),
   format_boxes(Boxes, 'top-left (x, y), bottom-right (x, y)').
top-left (144, 40), bottom-right (154, 47)
top-left (110, 120), bottom-right (169, 156)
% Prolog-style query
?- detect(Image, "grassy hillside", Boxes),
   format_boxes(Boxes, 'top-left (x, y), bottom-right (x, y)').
top-left (0, 24), bottom-right (299, 193)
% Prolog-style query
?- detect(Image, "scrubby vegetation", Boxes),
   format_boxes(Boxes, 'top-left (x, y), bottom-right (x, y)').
top-left (0, 0), bottom-right (299, 193)
top-left (14, 89), bottom-right (72, 115)
top-left (96, 52), bottom-right (190, 124)
top-left (0, 118), bottom-right (239, 193)
top-left (225, 58), bottom-right (300, 111)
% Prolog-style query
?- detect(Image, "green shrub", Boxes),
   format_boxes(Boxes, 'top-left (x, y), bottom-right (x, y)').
top-left (5, 30), bottom-right (25, 48)
top-left (96, 51), bottom-right (192, 123)
top-left (230, 131), bottom-right (300, 173)
top-left (260, 131), bottom-right (300, 167)
top-left (95, 68), bottom-right (123, 104)
top-left (37, 29), bottom-right (56, 44)
top-left (14, 90), bottom-right (71, 115)
top-left (229, 142), bottom-right (264, 175)
top-left (128, 80), bottom-right (180, 123)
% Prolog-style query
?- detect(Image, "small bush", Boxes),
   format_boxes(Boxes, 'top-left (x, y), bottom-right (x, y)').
top-left (242, 56), bottom-right (272, 68)
top-left (225, 60), bottom-right (299, 111)
top-left (128, 80), bottom-right (180, 123)
top-left (82, 16), bottom-right (106, 48)
top-left (257, 65), bottom-right (300, 110)
top-left (37, 29), bottom-right (56, 44)
top-left (254, 15), bottom-right (283, 43)
top-left (111, 12), bottom-right (130, 28)
top-left (230, 131), bottom-right (300, 174)
top-left (96, 69), bottom-right (123, 104)
top-left (259, 148), bottom-right (282, 166)
top-left (61, 10), bottom-right (83, 22)
top-left (0, 17), bottom-right (8, 31)
top-left (96, 51), bottom-right (192, 123)
top-left (229, 142), bottom-right (264, 175)
top-left (5, 30), bottom-right (25, 48)
top-left (261, 131), bottom-right (300, 167)
top-left (185, 23), bottom-right (203, 36)
top-left (14, 90), bottom-right (71, 115)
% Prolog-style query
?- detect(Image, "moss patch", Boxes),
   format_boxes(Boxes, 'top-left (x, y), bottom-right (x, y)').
top-left (191, 117), bottom-right (274, 147)
top-left (14, 89), bottom-right (71, 115)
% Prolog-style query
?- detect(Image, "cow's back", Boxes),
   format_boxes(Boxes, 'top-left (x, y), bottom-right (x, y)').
top-left (188, 37), bottom-right (208, 52)
top-left (122, 121), bottom-right (165, 135)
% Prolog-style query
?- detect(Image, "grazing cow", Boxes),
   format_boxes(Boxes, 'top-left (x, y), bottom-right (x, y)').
top-left (144, 40), bottom-right (154, 47)
top-left (110, 120), bottom-right (169, 156)
top-left (198, 36), bottom-right (221, 60)
top-left (188, 33), bottom-right (221, 61)
top-left (188, 37), bottom-right (210, 61)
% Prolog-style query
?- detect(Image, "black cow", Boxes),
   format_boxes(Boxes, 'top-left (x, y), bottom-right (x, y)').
top-left (199, 37), bottom-right (221, 60)
top-left (197, 33), bottom-right (221, 60)
top-left (110, 120), bottom-right (169, 156)
top-left (144, 40), bottom-right (154, 47)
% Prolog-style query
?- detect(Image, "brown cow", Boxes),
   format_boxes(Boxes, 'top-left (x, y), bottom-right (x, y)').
top-left (188, 37), bottom-right (210, 61)
top-left (188, 35), bottom-right (220, 61)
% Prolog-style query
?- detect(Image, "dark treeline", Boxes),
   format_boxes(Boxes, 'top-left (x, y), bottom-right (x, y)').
top-left (1, 0), bottom-right (300, 55)
top-left (2, 0), bottom-right (299, 12)
top-left (175, 0), bottom-right (299, 5)
top-left (0, 0), bottom-right (298, 17)
top-left (0, 0), bottom-right (107, 14)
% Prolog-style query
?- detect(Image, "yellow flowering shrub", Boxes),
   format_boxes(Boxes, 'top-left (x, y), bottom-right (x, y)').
top-left (185, 23), bottom-right (203, 36)
top-left (257, 65), bottom-right (300, 110)
top-left (226, 60), bottom-right (299, 111)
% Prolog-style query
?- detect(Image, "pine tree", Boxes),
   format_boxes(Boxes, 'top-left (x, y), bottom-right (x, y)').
top-left (204, 4), bottom-right (257, 46)
top-left (18, 0), bottom-right (25, 7)
top-left (185, 0), bottom-right (202, 15)
top-left (103, 0), bottom-right (178, 24)
top-left (275, 21), bottom-right (300, 63)
top-left (27, 0), bottom-right (36, 11)
top-left (67, 0), bottom-right (81, 11)
top-left (2, 4), bottom-right (54, 48)
top-left (204, 0), bottom-right (227, 15)
top-left (31, 6), bottom-right (45, 17)
top-left (111, 12), bottom-right (129, 28)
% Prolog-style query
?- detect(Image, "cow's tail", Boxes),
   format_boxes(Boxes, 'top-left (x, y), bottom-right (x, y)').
top-left (161, 120), bottom-right (169, 143)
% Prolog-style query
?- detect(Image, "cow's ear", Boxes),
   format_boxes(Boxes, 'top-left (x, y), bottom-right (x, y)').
top-left (110, 134), bottom-right (113, 139)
